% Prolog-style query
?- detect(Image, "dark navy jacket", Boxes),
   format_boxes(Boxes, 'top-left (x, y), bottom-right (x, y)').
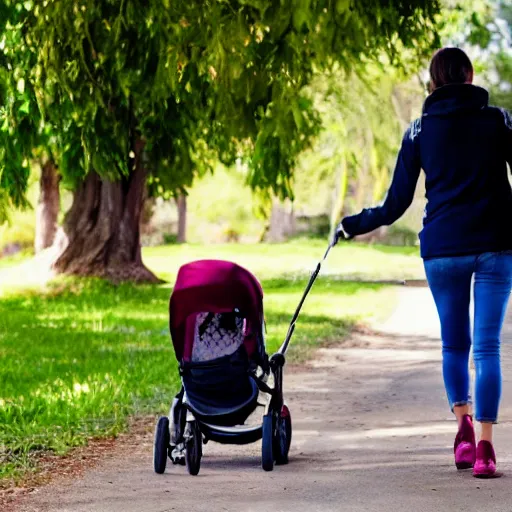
top-left (342, 84), bottom-right (512, 259)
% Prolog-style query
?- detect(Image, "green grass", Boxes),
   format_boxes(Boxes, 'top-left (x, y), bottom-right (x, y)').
top-left (0, 240), bottom-right (422, 481)
top-left (143, 238), bottom-right (423, 283)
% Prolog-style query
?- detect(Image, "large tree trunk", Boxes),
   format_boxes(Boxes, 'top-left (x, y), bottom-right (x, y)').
top-left (35, 160), bottom-right (60, 253)
top-left (52, 140), bottom-right (160, 283)
top-left (176, 194), bottom-right (187, 243)
top-left (264, 199), bottom-right (296, 242)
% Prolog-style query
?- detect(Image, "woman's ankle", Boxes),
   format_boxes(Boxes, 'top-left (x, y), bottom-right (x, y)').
top-left (454, 405), bottom-right (471, 427)
top-left (480, 422), bottom-right (493, 443)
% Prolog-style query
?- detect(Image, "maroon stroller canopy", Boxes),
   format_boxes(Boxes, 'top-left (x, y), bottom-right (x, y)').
top-left (169, 260), bottom-right (263, 361)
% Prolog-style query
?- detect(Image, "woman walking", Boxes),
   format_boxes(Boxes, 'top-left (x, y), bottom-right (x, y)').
top-left (335, 47), bottom-right (512, 478)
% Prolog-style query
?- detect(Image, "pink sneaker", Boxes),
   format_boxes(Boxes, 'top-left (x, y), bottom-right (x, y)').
top-left (454, 414), bottom-right (476, 470)
top-left (473, 440), bottom-right (500, 479)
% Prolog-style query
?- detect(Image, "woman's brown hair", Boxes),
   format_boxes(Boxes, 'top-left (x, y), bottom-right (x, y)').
top-left (429, 47), bottom-right (474, 93)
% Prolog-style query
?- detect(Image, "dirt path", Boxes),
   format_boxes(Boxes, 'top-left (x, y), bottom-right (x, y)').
top-left (12, 288), bottom-right (512, 512)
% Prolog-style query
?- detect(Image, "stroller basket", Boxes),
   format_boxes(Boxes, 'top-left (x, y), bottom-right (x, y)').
top-left (180, 345), bottom-right (260, 426)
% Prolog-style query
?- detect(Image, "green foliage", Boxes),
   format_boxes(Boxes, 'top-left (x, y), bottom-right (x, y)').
top-left (292, 66), bottom-right (415, 233)
top-left (442, 1), bottom-right (512, 110)
top-left (0, 216), bottom-right (34, 251)
top-left (0, 0), bottom-right (441, 219)
top-left (492, 52), bottom-right (512, 110)
top-left (0, 164), bottom-right (39, 252)
top-left (439, 0), bottom-right (494, 45)
top-left (488, 1), bottom-right (512, 110)
top-left (140, 166), bottom-right (266, 244)
top-left (0, 2), bottom-right (54, 217)
top-left (186, 165), bottom-right (265, 241)
top-left (162, 233), bottom-right (179, 245)
top-left (0, 240), bottom-right (416, 479)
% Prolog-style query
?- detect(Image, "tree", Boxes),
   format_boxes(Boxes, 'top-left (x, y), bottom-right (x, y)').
top-left (0, 2), bottom-right (63, 249)
top-left (1, 0), bottom-right (441, 281)
top-left (440, 0), bottom-right (511, 109)
top-left (0, 3), bottom-right (36, 223)
top-left (291, 66), bottom-right (419, 238)
top-left (483, 1), bottom-right (512, 109)
top-left (35, 159), bottom-right (60, 252)
top-left (176, 194), bottom-right (187, 244)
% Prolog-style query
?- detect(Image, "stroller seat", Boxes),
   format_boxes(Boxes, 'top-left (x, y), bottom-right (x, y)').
top-left (182, 345), bottom-right (260, 426)
top-left (191, 311), bottom-right (246, 362)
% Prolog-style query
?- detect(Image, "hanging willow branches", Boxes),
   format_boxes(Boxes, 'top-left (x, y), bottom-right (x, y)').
top-left (0, 0), bottom-right (441, 217)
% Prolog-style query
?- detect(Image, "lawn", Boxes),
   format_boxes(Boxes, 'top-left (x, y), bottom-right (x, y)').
top-left (143, 238), bottom-right (423, 283)
top-left (0, 240), bottom-right (423, 481)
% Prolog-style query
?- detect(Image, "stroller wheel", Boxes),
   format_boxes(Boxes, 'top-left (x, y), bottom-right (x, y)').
top-left (275, 405), bottom-right (292, 465)
top-left (261, 414), bottom-right (274, 472)
top-left (185, 421), bottom-right (202, 476)
top-left (154, 416), bottom-right (170, 474)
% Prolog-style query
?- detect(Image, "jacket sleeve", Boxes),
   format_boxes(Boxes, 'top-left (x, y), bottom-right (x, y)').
top-left (342, 120), bottom-right (422, 237)
top-left (502, 109), bottom-right (512, 170)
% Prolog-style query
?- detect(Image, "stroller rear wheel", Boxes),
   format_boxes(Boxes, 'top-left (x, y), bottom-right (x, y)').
top-left (261, 414), bottom-right (274, 471)
top-left (185, 420), bottom-right (202, 476)
top-left (275, 405), bottom-right (292, 465)
top-left (154, 416), bottom-right (170, 474)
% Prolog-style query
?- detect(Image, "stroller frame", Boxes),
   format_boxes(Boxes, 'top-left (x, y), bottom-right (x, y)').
top-left (154, 244), bottom-right (333, 475)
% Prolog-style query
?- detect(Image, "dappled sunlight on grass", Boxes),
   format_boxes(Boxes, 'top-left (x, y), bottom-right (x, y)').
top-left (0, 249), bottom-right (58, 298)
top-left (0, 280), bottom-right (177, 480)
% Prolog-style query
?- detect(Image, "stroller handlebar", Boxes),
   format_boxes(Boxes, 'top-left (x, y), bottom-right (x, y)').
top-left (278, 241), bottom-right (335, 356)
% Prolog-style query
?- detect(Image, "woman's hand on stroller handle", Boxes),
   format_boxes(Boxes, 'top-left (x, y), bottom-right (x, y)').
top-left (331, 220), bottom-right (352, 246)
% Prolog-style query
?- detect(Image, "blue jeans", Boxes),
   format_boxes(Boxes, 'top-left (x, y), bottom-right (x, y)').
top-left (424, 252), bottom-right (512, 423)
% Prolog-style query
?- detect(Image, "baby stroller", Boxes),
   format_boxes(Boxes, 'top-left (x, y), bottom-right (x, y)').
top-left (154, 249), bottom-right (330, 475)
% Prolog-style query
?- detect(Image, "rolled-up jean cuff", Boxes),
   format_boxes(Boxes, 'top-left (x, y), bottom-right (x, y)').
top-left (476, 418), bottom-right (498, 424)
top-left (451, 400), bottom-right (471, 412)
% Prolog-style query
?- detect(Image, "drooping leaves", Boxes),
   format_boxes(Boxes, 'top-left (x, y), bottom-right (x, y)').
top-left (0, 0), bottom-right (442, 220)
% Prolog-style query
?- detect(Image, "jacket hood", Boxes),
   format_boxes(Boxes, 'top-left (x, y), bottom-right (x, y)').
top-left (423, 84), bottom-right (489, 116)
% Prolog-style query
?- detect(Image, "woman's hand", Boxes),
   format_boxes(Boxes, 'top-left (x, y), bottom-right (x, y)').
top-left (331, 220), bottom-right (352, 246)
